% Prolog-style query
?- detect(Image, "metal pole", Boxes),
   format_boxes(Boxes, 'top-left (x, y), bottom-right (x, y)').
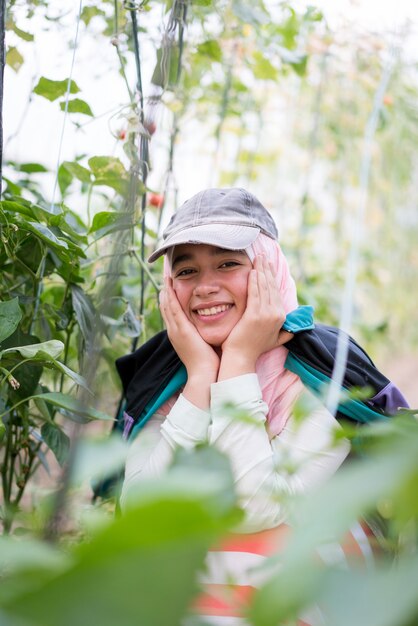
top-left (0, 0), bottom-right (6, 197)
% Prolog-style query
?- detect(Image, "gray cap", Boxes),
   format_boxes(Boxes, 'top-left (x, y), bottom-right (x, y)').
top-left (148, 187), bottom-right (278, 262)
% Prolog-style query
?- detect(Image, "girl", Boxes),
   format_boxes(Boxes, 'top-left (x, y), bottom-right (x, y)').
top-left (121, 188), bottom-right (352, 625)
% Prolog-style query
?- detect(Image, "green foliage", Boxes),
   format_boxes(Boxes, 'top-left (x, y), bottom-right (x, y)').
top-left (33, 77), bottom-right (80, 102)
top-left (249, 416), bottom-right (418, 626)
top-left (0, 447), bottom-right (240, 626)
top-left (60, 98), bottom-right (94, 117)
top-left (0, 195), bottom-right (118, 532)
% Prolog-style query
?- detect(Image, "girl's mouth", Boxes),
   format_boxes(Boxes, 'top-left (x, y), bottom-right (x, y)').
top-left (194, 303), bottom-right (233, 318)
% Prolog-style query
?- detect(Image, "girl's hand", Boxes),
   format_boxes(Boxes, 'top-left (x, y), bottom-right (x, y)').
top-left (219, 255), bottom-right (286, 379)
top-left (159, 278), bottom-right (220, 408)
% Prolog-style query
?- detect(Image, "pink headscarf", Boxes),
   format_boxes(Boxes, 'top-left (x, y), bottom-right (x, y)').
top-left (159, 233), bottom-right (303, 437)
top-left (247, 234), bottom-right (303, 436)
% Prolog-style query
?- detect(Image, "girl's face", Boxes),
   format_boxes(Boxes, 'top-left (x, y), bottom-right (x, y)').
top-left (171, 243), bottom-right (252, 347)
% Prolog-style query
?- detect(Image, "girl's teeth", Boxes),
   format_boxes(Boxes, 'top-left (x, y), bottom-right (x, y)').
top-left (197, 304), bottom-right (231, 316)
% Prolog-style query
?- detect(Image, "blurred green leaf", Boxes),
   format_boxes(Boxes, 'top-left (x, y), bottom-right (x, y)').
top-left (23, 222), bottom-right (69, 250)
top-left (251, 51), bottom-right (278, 81)
top-left (318, 558), bottom-right (418, 626)
top-left (1, 330), bottom-right (44, 399)
top-left (232, 0), bottom-right (269, 25)
top-left (89, 211), bottom-right (133, 239)
top-left (61, 161), bottom-right (92, 184)
top-left (8, 23), bottom-right (34, 42)
top-left (197, 40), bottom-right (222, 62)
top-left (41, 422), bottom-right (70, 466)
top-left (0, 298), bottom-right (22, 344)
top-left (71, 435), bottom-right (128, 486)
top-left (80, 5), bottom-right (106, 26)
top-left (18, 163), bottom-right (48, 173)
top-left (0, 536), bottom-right (68, 573)
top-left (277, 46), bottom-right (308, 76)
top-left (88, 156), bottom-right (129, 195)
top-left (1, 339), bottom-right (64, 359)
top-left (6, 46), bottom-right (24, 72)
top-left (0, 449), bottom-right (239, 626)
top-left (33, 77), bottom-right (80, 102)
top-left (2, 177), bottom-right (22, 196)
top-left (33, 392), bottom-right (112, 422)
top-left (121, 302), bottom-right (141, 338)
top-left (1, 199), bottom-right (35, 219)
top-left (58, 163), bottom-right (74, 196)
top-left (71, 285), bottom-right (96, 348)
top-left (249, 419), bottom-right (418, 625)
top-left (60, 98), bottom-right (94, 117)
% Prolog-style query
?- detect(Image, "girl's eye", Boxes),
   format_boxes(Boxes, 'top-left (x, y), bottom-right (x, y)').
top-left (175, 268), bottom-right (195, 278)
top-left (220, 261), bottom-right (240, 269)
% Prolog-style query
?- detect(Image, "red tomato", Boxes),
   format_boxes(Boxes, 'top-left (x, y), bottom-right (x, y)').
top-left (149, 193), bottom-right (164, 208)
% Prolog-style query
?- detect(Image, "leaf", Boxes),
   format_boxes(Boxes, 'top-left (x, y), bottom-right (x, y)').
top-left (0, 200), bottom-right (35, 220)
top-left (317, 558), bottom-right (418, 626)
top-left (18, 163), bottom-right (48, 173)
top-left (80, 5), bottom-right (106, 26)
top-left (44, 359), bottom-right (88, 391)
top-left (122, 303), bottom-right (142, 338)
top-left (277, 45), bottom-right (308, 76)
top-left (232, 0), bottom-right (269, 25)
top-left (33, 77), bottom-right (80, 102)
top-left (58, 163), bottom-right (73, 196)
top-left (61, 161), bottom-right (92, 184)
top-left (41, 423), bottom-right (70, 466)
top-left (88, 156), bottom-right (129, 196)
top-left (251, 51), bottom-right (278, 81)
top-left (9, 23), bottom-right (34, 42)
top-left (249, 421), bottom-right (418, 625)
top-left (0, 449), bottom-right (239, 626)
top-left (33, 392), bottom-right (113, 422)
top-left (71, 435), bottom-right (129, 486)
top-left (1, 340), bottom-right (64, 359)
top-left (1, 341), bottom-right (88, 390)
top-left (0, 536), bottom-right (67, 573)
top-left (48, 213), bottom-right (88, 246)
top-left (6, 46), bottom-right (24, 72)
top-left (197, 40), bottom-right (222, 62)
top-left (0, 330), bottom-right (44, 398)
top-left (2, 177), bottom-right (22, 195)
top-left (60, 98), bottom-right (94, 117)
top-left (0, 298), bottom-right (22, 344)
top-left (89, 211), bottom-right (133, 239)
top-left (71, 285), bottom-right (96, 348)
top-left (24, 222), bottom-right (69, 250)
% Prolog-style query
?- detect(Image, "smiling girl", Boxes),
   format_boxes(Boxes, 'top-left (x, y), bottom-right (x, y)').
top-left (120, 188), bottom-right (352, 625)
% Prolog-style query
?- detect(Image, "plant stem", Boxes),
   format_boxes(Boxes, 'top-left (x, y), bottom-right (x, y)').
top-left (59, 322), bottom-right (74, 392)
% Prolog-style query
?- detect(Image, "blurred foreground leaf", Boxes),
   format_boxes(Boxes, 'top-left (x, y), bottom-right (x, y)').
top-left (0, 447), bottom-right (240, 626)
top-left (249, 417), bottom-right (418, 626)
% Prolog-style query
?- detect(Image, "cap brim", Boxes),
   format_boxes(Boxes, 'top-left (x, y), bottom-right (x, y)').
top-left (148, 223), bottom-right (261, 263)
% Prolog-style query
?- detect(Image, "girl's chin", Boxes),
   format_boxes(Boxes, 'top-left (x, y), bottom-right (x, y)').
top-left (198, 331), bottom-right (228, 348)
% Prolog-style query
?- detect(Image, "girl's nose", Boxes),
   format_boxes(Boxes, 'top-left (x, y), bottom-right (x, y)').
top-left (193, 275), bottom-right (220, 297)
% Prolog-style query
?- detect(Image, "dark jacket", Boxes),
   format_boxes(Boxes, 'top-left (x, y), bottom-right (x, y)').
top-left (115, 307), bottom-right (409, 441)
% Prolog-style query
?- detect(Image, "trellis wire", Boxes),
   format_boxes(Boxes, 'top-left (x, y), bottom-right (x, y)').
top-left (50, 0), bottom-right (83, 212)
top-left (325, 39), bottom-right (400, 417)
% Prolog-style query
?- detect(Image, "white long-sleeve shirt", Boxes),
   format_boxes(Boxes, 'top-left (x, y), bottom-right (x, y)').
top-left (121, 373), bottom-right (350, 531)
